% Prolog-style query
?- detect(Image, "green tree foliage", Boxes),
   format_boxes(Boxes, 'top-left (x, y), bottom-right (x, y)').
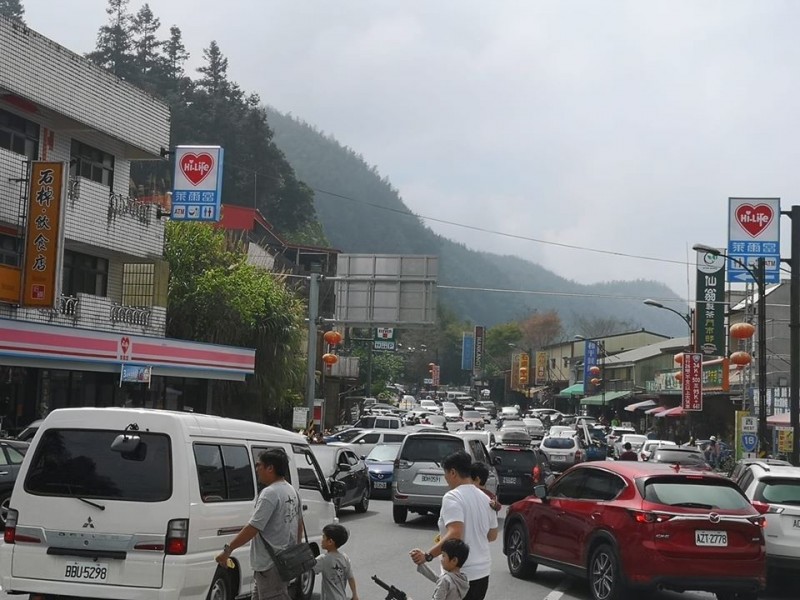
top-left (164, 222), bottom-right (306, 421)
top-left (87, 0), bottom-right (135, 80)
top-left (484, 322), bottom-right (522, 378)
top-left (520, 310), bottom-right (564, 351)
top-left (130, 3), bottom-right (162, 83)
top-left (0, 0), bottom-right (24, 21)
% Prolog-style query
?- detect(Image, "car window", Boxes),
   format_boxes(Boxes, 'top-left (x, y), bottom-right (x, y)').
top-left (251, 445), bottom-right (293, 488)
top-left (360, 433), bottom-right (380, 444)
top-left (400, 437), bottom-right (463, 462)
top-left (652, 449), bottom-right (707, 466)
top-left (336, 429), bottom-right (363, 442)
top-left (0, 448), bottom-right (8, 466)
top-left (194, 444), bottom-right (255, 502)
top-left (293, 444), bottom-right (325, 493)
top-left (469, 440), bottom-right (491, 464)
top-left (5, 445), bottom-right (25, 464)
top-left (346, 451), bottom-right (360, 467)
top-left (543, 438), bottom-right (575, 449)
top-left (737, 469), bottom-right (755, 492)
top-left (642, 478), bottom-right (751, 509)
top-left (580, 470), bottom-right (626, 501)
top-left (384, 434), bottom-right (406, 443)
top-left (337, 451), bottom-right (349, 466)
top-left (549, 470), bottom-right (589, 498)
top-left (755, 478), bottom-right (800, 505)
top-left (491, 449), bottom-right (536, 469)
top-left (377, 418), bottom-right (389, 428)
top-left (25, 428), bottom-right (171, 502)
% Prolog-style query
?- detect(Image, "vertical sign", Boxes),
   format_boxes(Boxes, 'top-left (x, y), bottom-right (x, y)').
top-left (535, 351), bottom-right (548, 385)
top-left (727, 197), bottom-right (780, 284)
top-left (695, 250), bottom-right (726, 356)
top-left (22, 161), bottom-right (66, 308)
top-left (431, 364), bottom-right (440, 387)
top-left (461, 332), bottom-right (474, 371)
top-left (171, 145), bottom-right (225, 222)
top-left (682, 352), bottom-right (703, 411)
top-left (518, 352), bottom-right (530, 388)
top-left (582, 340), bottom-right (598, 394)
top-left (510, 353), bottom-right (520, 390)
top-left (472, 325), bottom-right (485, 376)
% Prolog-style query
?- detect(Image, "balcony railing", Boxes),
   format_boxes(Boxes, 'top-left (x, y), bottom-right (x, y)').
top-left (40, 294), bottom-right (80, 320)
top-left (108, 192), bottom-right (152, 224)
top-left (110, 303), bottom-right (151, 327)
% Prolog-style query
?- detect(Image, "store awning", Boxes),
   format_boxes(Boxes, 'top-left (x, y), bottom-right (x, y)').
top-left (0, 318), bottom-right (255, 381)
top-left (557, 383), bottom-right (585, 398)
top-left (655, 406), bottom-right (685, 418)
top-left (645, 405), bottom-right (668, 415)
top-left (579, 391), bottom-right (633, 406)
top-left (767, 412), bottom-right (790, 426)
top-left (625, 399), bottom-right (656, 412)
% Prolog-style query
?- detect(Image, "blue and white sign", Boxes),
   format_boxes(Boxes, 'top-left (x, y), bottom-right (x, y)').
top-left (461, 332), bottom-right (474, 371)
top-left (583, 340), bottom-right (599, 395)
top-left (741, 433), bottom-right (758, 453)
top-left (171, 145), bottom-right (224, 222)
top-left (727, 197), bottom-right (781, 284)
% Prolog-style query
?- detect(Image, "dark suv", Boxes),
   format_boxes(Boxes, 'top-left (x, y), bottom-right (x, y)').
top-left (490, 444), bottom-right (554, 504)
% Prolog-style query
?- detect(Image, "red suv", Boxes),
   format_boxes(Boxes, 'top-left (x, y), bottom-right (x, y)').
top-left (503, 462), bottom-right (765, 600)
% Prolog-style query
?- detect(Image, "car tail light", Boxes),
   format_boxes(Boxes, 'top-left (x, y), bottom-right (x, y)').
top-left (748, 515), bottom-right (767, 528)
top-left (4, 508), bottom-right (18, 544)
top-left (629, 510), bottom-right (674, 524)
top-left (165, 518), bottom-right (189, 555)
top-left (574, 450), bottom-right (583, 461)
top-left (532, 465), bottom-right (541, 483)
top-left (752, 501), bottom-right (783, 515)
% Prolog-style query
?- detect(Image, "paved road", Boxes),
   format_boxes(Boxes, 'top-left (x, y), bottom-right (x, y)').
top-left (327, 497), bottom-right (795, 600)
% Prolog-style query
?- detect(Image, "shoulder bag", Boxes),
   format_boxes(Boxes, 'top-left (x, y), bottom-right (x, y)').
top-left (260, 486), bottom-right (316, 582)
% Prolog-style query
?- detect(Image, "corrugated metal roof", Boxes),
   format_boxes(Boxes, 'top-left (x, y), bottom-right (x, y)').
top-left (603, 336), bottom-right (691, 366)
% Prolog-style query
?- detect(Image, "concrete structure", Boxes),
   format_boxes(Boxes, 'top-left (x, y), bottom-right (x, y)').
top-left (0, 17), bottom-right (254, 432)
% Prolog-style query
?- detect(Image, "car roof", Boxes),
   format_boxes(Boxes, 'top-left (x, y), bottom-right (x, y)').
top-left (571, 460), bottom-right (728, 480)
top-left (749, 463), bottom-right (800, 478)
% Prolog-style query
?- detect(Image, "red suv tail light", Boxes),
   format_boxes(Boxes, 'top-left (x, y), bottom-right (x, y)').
top-left (752, 501), bottom-right (783, 515)
top-left (748, 515), bottom-right (767, 528)
top-left (629, 510), bottom-right (674, 524)
top-left (165, 518), bottom-right (189, 555)
top-left (4, 508), bottom-right (18, 544)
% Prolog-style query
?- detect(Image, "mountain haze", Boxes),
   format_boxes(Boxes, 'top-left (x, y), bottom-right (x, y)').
top-left (265, 108), bottom-right (686, 337)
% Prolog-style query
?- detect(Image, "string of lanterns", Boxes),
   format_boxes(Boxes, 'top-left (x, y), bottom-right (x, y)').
top-left (321, 330), bottom-right (343, 366)
top-left (672, 320), bottom-right (755, 383)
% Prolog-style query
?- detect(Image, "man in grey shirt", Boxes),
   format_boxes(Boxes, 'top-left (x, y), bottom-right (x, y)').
top-left (216, 448), bottom-right (301, 600)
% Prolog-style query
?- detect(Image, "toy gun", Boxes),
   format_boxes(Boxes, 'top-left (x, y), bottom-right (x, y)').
top-left (372, 575), bottom-right (408, 600)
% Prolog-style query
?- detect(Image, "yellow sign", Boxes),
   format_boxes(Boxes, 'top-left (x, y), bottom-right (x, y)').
top-left (0, 264), bottom-right (21, 304)
top-left (777, 428), bottom-right (793, 454)
top-left (22, 162), bottom-right (66, 308)
top-left (519, 352), bottom-right (530, 387)
top-left (535, 351), bottom-right (548, 385)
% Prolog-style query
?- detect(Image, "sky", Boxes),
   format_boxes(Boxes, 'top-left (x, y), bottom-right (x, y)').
top-left (21, 0), bottom-right (800, 301)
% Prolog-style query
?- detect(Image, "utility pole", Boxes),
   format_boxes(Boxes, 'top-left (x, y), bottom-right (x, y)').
top-left (305, 270), bottom-right (320, 420)
top-left (757, 257), bottom-right (768, 456)
top-left (790, 206), bottom-right (800, 465)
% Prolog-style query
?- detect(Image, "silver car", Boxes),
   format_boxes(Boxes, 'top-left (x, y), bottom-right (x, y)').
top-left (538, 435), bottom-right (585, 472)
top-left (392, 432), bottom-right (496, 524)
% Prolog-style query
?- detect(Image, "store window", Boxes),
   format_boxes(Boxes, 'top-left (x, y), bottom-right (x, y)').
top-left (70, 139), bottom-right (114, 187)
top-left (0, 108), bottom-right (39, 159)
top-left (62, 250), bottom-right (108, 296)
top-left (0, 233), bottom-right (21, 267)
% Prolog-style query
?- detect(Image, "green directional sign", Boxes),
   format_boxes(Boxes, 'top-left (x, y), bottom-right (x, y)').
top-left (695, 250), bottom-right (726, 356)
top-left (373, 327), bottom-right (396, 351)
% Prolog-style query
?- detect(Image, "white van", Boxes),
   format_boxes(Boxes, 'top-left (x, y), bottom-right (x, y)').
top-left (0, 407), bottom-right (341, 600)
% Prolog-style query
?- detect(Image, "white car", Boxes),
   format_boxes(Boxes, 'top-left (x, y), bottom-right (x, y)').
top-left (461, 410), bottom-right (484, 429)
top-left (548, 425), bottom-right (575, 438)
top-left (639, 439), bottom-right (677, 461)
top-left (419, 399), bottom-right (441, 414)
top-left (442, 402), bottom-right (462, 422)
top-left (737, 461), bottom-right (800, 579)
top-left (473, 405), bottom-right (492, 423)
top-left (539, 435), bottom-right (585, 472)
top-left (521, 417), bottom-right (545, 441)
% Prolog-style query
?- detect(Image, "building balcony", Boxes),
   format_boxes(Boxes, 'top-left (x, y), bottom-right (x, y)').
top-left (0, 292), bottom-right (166, 337)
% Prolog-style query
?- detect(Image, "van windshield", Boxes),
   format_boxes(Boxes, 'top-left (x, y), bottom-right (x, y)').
top-left (25, 429), bottom-right (172, 502)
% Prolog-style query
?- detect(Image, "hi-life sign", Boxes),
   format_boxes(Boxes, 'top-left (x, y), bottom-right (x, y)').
top-left (171, 146), bottom-right (224, 222)
top-left (727, 198), bottom-right (780, 284)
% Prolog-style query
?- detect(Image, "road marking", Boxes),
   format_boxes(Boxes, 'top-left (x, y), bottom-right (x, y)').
top-left (543, 578), bottom-right (573, 600)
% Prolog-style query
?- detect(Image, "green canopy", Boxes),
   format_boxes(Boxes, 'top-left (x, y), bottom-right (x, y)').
top-left (580, 391), bottom-right (633, 406)
top-left (557, 383), bottom-right (585, 398)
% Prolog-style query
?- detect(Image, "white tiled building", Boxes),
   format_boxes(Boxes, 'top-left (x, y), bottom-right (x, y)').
top-left (0, 17), bottom-right (254, 430)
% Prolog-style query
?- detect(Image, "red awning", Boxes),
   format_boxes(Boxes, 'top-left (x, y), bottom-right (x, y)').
top-left (655, 406), bottom-right (685, 418)
top-left (767, 412), bottom-right (790, 426)
top-left (645, 405), bottom-right (668, 415)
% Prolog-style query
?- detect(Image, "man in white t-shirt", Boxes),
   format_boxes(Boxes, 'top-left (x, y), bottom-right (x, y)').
top-left (410, 451), bottom-right (498, 600)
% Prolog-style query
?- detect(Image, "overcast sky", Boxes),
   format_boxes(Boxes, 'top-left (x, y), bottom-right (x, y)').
top-left (23, 1), bottom-right (800, 300)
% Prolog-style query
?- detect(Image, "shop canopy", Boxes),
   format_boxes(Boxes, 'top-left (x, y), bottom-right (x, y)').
top-left (767, 412), bottom-right (790, 426)
top-left (625, 399), bottom-right (656, 412)
top-left (645, 405), bottom-right (668, 415)
top-left (557, 383), bottom-right (585, 398)
top-left (579, 391), bottom-right (633, 406)
top-left (654, 406), bottom-right (685, 418)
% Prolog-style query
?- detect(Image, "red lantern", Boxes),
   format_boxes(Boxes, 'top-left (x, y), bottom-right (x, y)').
top-left (322, 353), bottom-right (339, 365)
top-left (589, 365), bottom-right (601, 376)
top-left (730, 351), bottom-right (752, 367)
top-left (730, 322), bottom-right (756, 340)
top-left (323, 330), bottom-right (343, 346)
top-left (675, 372), bottom-right (683, 382)
top-left (590, 377), bottom-right (601, 386)
top-left (674, 353), bottom-right (684, 365)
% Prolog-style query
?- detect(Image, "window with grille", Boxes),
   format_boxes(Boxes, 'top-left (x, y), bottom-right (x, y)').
top-left (69, 139), bottom-right (114, 188)
top-left (62, 250), bottom-right (108, 297)
top-left (122, 263), bottom-right (154, 307)
top-left (0, 233), bottom-right (21, 267)
top-left (0, 108), bottom-right (39, 159)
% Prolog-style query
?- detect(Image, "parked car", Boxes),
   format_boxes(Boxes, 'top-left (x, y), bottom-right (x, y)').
top-left (521, 417), bottom-right (545, 441)
top-left (614, 433), bottom-right (648, 458)
top-left (461, 410), bottom-right (484, 430)
top-left (538, 435), bottom-right (585, 472)
top-left (364, 443), bottom-right (401, 499)
top-left (352, 415), bottom-right (402, 430)
top-left (496, 429), bottom-right (532, 447)
top-left (490, 444), bottom-right (554, 504)
top-left (327, 429), bottom-right (408, 458)
top-left (503, 462), bottom-right (766, 600)
top-left (441, 402), bottom-right (462, 422)
top-left (639, 439), bottom-right (677, 461)
top-left (733, 460), bottom-right (800, 582)
top-left (454, 429), bottom-right (497, 449)
top-left (0, 439), bottom-right (28, 526)
top-left (311, 445), bottom-right (371, 515)
top-left (649, 446), bottom-right (712, 471)
top-left (392, 431), bottom-right (496, 524)
top-left (362, 402), bottom-right (399, 415)
top-left (729, 457), bottom-right (792, 483)
top-left (15, 419), bottom-right (41, 442)
top-left (322, 427), bottom-right (363, 444)
top-left (419, 399), bottom-right (441, 414)
top-left (547, 425), bottom-right (575, 438)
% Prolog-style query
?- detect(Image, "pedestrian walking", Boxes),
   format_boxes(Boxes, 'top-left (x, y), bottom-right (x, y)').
top-left (409, 451), bottom-right (499, 600)
top-left (470, 462), bottom-right (501, 512)
top-left (618, 442), bottom-right (638, 461)
top-left (416, 539), bottom-right (470, 600)
top-left (215, 448), bottom-right (301, 600)
top-left (706, 436), bottom-right (720, 469)
top-left (314, 523), bottom-right (359, 600)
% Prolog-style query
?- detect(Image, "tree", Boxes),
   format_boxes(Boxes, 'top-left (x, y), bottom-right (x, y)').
top-left (164, 222), bottom-right (307, 422)
top-left (572, 314), bottom-right (637, 338)
top-left (131, 3), bottom-right (162, 81)
top-left (163, 26), bottom-right (189, 82)
top-left (520, 310), bottom-right (564, 351)
top-left (484, 322), bottom-right (522, 377)
top-left (0, 0), bottom-right (24, 21)
top-left (87, 0), bottom-right (135, 80)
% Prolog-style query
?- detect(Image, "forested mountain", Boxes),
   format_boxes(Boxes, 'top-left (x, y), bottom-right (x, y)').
top-left (265, 109), bottom-right (686, 336)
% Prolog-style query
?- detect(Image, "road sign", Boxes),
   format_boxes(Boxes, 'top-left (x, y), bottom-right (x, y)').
top-left (681, 352), bottom-right (703, 411)
top-left (727, 198), bottom-right (781, 284)
top-left (742, 416), bottom-right (757, 433)
top-left (373, 340), bottom-right (396, 351)
top-left (373, 328), bottom-right (396, 351)
top-left (741, 433), bottom-right (758, 453)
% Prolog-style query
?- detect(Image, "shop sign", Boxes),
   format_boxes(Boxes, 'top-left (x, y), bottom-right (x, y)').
top-left (695, 250), bottom-right (726, 356)
top-left (681, 352), bottom-right (703, 411)
top-left (535, 351), bottom-right (548, 385)
top-left (21, 161), bottom-right (66, 308)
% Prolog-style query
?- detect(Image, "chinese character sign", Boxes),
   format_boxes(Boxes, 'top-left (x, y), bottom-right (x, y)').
top-left (171, 145), bottom-right (224, 222)
top-left (22, 162), bottom-right (66, 308)
top-left (682, 352), bottom-right (703, 411)
top-left (583, 340), bottom-right (598, 394)
top-left (694, 250), bottom-right (726, 356)
top-left (535, 351), bottom-right (548, 385)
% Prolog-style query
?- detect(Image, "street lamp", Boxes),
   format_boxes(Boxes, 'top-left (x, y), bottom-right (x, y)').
top-left (692, 243), bottom-right (768, 456)
top-left (574, 335), bottom-right (606, 414)
top-left (643, 299), bottom-right (694, 348)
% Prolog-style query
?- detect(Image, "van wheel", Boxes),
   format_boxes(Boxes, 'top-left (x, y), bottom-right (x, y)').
top-left (207, 568), bottom-right (232, 600)
top-left (290, 569), bottom-right (315, 600)
top-left (393, 504), bottom-right (407, 524)
top-left (355, 489), bottom-right (369, 513)
top-left (0, 493), bottom-right (10, 527)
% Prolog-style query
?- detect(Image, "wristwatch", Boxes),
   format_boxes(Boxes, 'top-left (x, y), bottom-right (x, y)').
top-left (424, 552), bottom-right (434, 562)
top-left (223, 544), bottom-right (232, 555)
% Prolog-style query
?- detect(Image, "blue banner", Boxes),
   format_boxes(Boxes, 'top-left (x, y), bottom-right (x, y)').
top-left (583, 340), bottom-right (598, 394)
top-left (461, 333), bottom-right (474, 371)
